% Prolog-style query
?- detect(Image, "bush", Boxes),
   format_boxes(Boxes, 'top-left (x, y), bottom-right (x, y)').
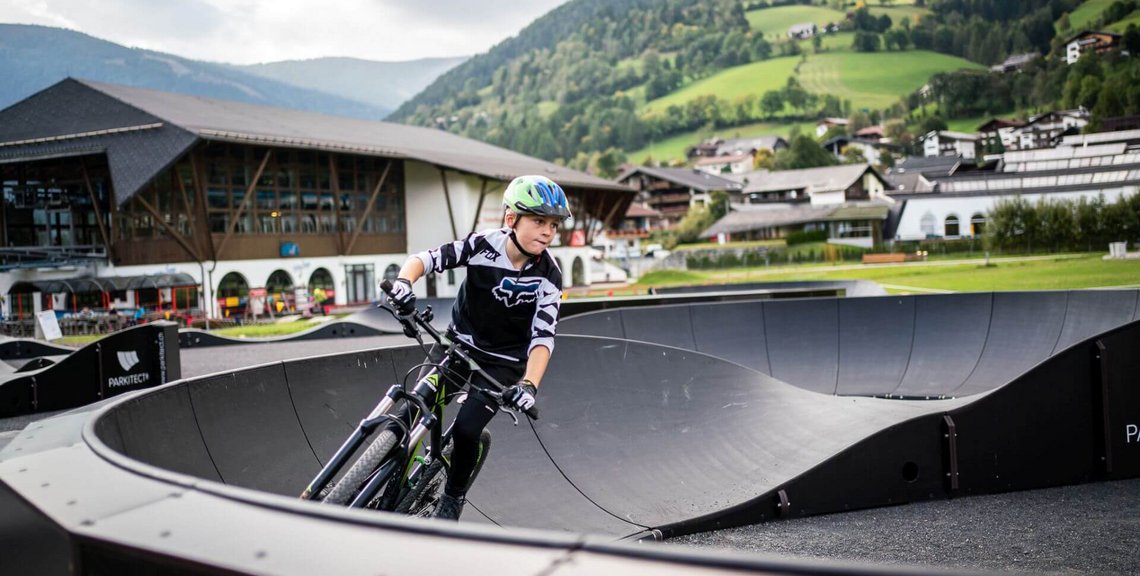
top-left (786, 229), bottom-right (828, 245)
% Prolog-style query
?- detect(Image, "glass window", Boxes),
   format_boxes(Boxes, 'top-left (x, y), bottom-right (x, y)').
top-left (945, 215), bottom-right (960, 237)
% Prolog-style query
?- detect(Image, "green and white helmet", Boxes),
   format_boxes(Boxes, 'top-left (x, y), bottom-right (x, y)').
top-left (503, 175), bottom-right (573, 221)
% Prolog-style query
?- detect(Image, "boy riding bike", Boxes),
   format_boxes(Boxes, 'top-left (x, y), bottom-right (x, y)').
top-left (385, 174), bottom-right (571, 520)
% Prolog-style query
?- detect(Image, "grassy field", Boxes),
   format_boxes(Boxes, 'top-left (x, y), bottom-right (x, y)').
top-left (625, 254), bottom-right (1140, 294)
top-left (1064, 0), bottom-right (1115, 32)
top-left (1107, 9), bottom-right (1140, 32)
top-left (799, 50), bottom-right (983, 111)
top-left (746, 5), bottom-right (847, 39)
top-left (627, 119), bottom-right (814, 164)
top-left (866, 4), bottom-right (932, 24)
top-left (642, 56), bottom-right (802, 114)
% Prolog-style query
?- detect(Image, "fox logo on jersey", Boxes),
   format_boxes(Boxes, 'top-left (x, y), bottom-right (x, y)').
top-left (493, 277), bottom-right (542, 307)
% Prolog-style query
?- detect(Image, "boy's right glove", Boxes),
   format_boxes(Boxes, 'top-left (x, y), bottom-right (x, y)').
top-left (386, 278), bottom-right (416, 316)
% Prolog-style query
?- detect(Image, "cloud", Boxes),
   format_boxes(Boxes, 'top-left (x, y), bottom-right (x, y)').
top-left (0, 0), bottom-right (568, 64)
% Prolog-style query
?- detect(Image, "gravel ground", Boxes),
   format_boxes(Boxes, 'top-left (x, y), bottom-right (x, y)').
top-left (4, 335), bottom-right (1138, 575)
top-left (669, 479), bottom-right (1140, 575)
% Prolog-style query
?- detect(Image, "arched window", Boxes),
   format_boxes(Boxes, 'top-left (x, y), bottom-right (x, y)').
top-left (970, 213), bottom-right (986, 236)
top-left (944, 215), bottom-right (960, 238)
top-left (217, 272), bottom-right (249, 317)
top-left (266, 270), bottom-right (294, 311)
top-left (920, 213), bottom-right (936, 237)
top-left (308, 268), bottom-right (334, 292)
top-left (571, 257), bottom-right (585, 287)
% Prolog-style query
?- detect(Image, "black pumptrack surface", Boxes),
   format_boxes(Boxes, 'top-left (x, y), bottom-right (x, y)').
top-left (83, 290), bottom-right (1140, 539)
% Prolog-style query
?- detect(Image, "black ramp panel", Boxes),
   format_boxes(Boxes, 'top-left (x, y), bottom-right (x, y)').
top-left (557, 309), bottom-right (626, 339)
top-left (466, 414), bottom-right (644, 535)
top-left (690, 300), bottom-right (770, 374)
top-left (954, 291), bottom-right (1068, 397)
top-left (619, 305), bottom-right (696, 350)
top-left (764, 298), bottom-right (839, 394)
top-left (837, 296), bottom-right (914, 396)
top-left (892, 293), bottom-right (992, 398)
top-left (1053, 289), bottom-right (1139, 353)
top-left (531, 337), bottom-right (954, 530)
top-left (1100, 321), bottom-right (1140, 479)
top-left (950, 340), bottom-right (1102, 494)
top-left (188, 364), bottom-right (320, 495)
top-left (283, 347), bottom-right (406, 463)
top-left (102, 384), bottom-right (221, 481)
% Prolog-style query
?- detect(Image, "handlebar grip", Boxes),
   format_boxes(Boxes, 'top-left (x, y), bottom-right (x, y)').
top-left (379, 279), bottom-right (394, 297)
top-left (525, 406), bottom-right (540, 420)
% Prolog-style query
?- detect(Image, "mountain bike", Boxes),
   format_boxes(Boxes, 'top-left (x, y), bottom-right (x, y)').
top-left (300, 280), bottom-right (538, 517)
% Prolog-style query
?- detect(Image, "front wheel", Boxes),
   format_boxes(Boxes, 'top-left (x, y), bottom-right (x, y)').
top-left (396, 429), bottom-right (491, 517)
top-left (322, 430), bottom-right (400, 506)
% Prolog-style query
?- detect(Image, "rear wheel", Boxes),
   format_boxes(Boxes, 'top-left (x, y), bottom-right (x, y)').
top-left (396, 429), bottom-right (491, 517)
top-left (322, 430), bottom-right (400, 506)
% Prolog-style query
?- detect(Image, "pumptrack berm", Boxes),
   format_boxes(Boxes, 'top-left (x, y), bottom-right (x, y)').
top-left (2, 290), bottom-right (1139, 574)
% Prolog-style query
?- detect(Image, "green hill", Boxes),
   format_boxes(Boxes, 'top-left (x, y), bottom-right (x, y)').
top-left (642, 56), bottom-right (801, 114)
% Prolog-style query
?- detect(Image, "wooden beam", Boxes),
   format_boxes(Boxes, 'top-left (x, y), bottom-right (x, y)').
top-left (80, 163), bottom-right (112, 254)
top-left (216, 149), bottom-right (272, 259)
top-left (328, 153), bottom-right (345, 254)
top-left (345, 160), bottom-right (391, 255)
top-left (189, 152), bottom-right (216, 261)
top-left (470, 178), bottom-right (491, 235)
top-left (438, 168), bottom-right (459, 239)
top-left (174, 160), bottom-right (199, 255)
top-left (133, 194), bottom-right (203, 262)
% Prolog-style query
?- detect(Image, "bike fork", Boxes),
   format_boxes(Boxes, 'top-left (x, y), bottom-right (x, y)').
top-left (300, 385), bottom-right (402, 500)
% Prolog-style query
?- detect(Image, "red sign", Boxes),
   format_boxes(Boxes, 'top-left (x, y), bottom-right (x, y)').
top-left (569, 230), bottom-right (586, 247)
top-left (248, 288), bottom-right (267, 298)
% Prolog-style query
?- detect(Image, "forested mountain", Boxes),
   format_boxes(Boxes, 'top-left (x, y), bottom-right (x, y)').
top-left (234, 56), bottom-right (466, 112)
top-left (0, 24), bottom-right (442, 119)
top-left (390, 0), bottom-right (1138, 172)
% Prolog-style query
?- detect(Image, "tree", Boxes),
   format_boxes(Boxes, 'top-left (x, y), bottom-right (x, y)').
top-left (848, 110), bottom-right (873, 133)
top-left (922, 115), bottom-right (948, 133)
top-left (841, 145), bottom-right (868, 164)
top-left (853, 30), bottom-right (882, 52)
top-left (1077, 75), bottom-right (1103, 110)
top-left (760, 90), bottom-right (785, 117)
top-left (774, 135), bottom-right (839, 170)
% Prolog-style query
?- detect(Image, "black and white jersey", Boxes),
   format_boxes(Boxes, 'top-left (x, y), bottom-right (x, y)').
top-left (413, 228), bottom-right (563, 365)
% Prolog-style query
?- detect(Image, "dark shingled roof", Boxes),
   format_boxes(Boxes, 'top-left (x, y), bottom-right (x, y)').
top-left (616, 165), bottom-right (743, 192)
top-left (0, 78), bottom-right (631, 207)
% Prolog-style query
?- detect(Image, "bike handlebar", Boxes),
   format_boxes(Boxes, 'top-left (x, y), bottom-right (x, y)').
top-left (379, 280), bottom-right (539, 420)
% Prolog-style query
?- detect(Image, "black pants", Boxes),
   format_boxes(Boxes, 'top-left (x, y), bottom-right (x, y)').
top-left (402, 344), bottom-right (523, 498)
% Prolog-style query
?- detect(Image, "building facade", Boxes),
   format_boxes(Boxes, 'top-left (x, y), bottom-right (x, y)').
top-left (0, 79), bottom-right (633, 320)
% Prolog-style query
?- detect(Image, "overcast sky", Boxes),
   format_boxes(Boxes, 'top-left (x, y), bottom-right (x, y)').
top-left (0, 0), bottom-right (569, 64)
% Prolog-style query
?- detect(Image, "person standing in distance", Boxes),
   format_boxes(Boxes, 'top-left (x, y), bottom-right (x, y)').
top-left (385, 174), bottom-right (571, 520)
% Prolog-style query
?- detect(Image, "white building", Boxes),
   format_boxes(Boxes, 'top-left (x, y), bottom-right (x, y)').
top-left (922, 130), bottom-right (979, 160)
top-left (891, 137), bottom-right (1140, 240)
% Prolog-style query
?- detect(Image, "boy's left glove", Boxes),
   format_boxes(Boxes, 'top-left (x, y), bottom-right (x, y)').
top-left (503, 380), bottom-right (538, 411)
top-left (386, 278), bottom-right (416, 316)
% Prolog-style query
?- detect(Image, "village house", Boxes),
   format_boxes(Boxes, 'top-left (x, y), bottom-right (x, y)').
top-left (816, 117), bottom-right (850, 138)
top-left (615, 166), bottom-right (742, 224)
top-left (702, 164), bottom-right (894, 248)
top-left (820, 135), bottom-right (904, 166)
top-left (1013, 109), bottom-right (1089, 150)
top-left (978, 118), bottom-right (1026, 153)
top-left (990, 52), bottom-right (1040, 74)
top-left (921, 130), bottom-right (979, 160)
top-left (694, 153), bottom-right (753, 175)
top-left (788, 23), bottom-right (817, 39)
top-left (1066, 31), bottom-right (1122, 65)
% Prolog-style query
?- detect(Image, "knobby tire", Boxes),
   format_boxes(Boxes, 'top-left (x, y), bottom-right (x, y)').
top-left (322, 430), bottom-right (400, 506)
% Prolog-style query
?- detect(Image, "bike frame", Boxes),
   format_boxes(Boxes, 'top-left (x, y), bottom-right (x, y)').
top-left (301, 282), bottom-right (536, 509)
